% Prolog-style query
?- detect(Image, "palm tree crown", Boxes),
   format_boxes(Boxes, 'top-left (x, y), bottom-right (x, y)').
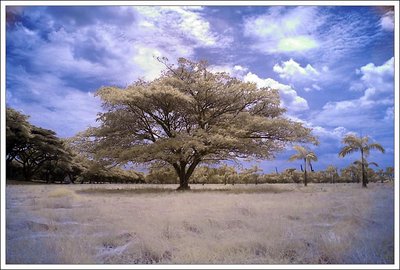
top-left (289, 145), bottom-right (318, 164)
top-left (289, 145), bottom-right (317, 186)
top-left (338, 134), bottom-right (385, 158)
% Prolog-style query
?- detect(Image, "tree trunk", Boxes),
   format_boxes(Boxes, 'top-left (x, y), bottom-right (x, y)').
top-left (23, 164), bottom-right (32, 182)
top-left (361, 150), bottom-right (367, 188)
top-left (174, 159), bottom-right (200, 191)
top-left (177, 175), bottom-right (190, 190)
top-left (304, 158), bottom-right (307, 186)
top-left (177, 167), bottom-right (190, 190)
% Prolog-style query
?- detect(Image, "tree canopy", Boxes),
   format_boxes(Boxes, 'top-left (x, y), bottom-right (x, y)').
top-left (6, 107), bottom-right (73, 181)
top-left (6, 107), bottom-right (32, 166)
top-left (80, 58), bottom-right (317, 189)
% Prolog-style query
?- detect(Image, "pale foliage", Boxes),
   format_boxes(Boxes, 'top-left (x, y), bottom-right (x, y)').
top-left (288, 145), bottom-right (318, 164)
top-left (76, 58), bottom-right (316, 187)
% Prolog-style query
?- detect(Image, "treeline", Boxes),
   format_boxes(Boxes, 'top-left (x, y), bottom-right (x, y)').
top-left (6, 107), bottom-right (394, 185)
top-left (146, 164), bottom-right (394, 185)
top-left (6, 107), bottom-right (145, 184)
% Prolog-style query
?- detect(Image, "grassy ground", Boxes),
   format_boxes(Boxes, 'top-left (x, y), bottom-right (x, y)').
top-left (5, 182), bottom-right (394, 265)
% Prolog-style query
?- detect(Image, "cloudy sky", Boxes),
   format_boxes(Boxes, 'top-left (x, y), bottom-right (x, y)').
top-left (5, 4), bottom-right (395, 172)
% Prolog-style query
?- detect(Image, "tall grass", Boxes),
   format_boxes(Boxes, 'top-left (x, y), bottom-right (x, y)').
top-left (6, 183), bottom-right (394, 264)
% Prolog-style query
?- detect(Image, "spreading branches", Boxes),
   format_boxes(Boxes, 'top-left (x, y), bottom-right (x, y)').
top-left (80, 58), bottom-right (317, 189)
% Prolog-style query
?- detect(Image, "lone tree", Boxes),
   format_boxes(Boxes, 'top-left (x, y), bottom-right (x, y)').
top-left (289, 145), bottom-right (318, 186)
top-left (83, 58), bottom-right (316, 190)
top-left (338, 134), bottom-right (385, 188)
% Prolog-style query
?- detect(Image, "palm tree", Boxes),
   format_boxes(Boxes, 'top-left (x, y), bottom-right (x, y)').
top-left (338, 134), bottom-right (385, 188)
top-left (289, 145), bottom-right (317, 186)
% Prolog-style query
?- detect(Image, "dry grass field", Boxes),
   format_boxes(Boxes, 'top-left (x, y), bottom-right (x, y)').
top-left (5, 182), bottom-right (394, 265)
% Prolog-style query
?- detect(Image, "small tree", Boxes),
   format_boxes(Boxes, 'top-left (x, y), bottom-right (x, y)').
top-left (341, 164), bottom-right (360, 183)
top-left (240, 165), bottom-right (262, 185)
top-left (339, 134), bottom-right (385, 188)
top-left (289, 145), bottom-right (317, 186)
top-left (81, 58), bottom-right (316, 190)
top-left (385, 167), bottom-right (394, 182)
top-left (326, 165), bottom-right (338, 184)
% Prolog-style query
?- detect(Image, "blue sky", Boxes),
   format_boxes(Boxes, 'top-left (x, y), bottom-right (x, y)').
top-left (4, 4), bottom-right (396, 173)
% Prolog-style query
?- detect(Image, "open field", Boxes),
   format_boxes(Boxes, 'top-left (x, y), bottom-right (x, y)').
top-left (5, 182), bottom-right (394, 265)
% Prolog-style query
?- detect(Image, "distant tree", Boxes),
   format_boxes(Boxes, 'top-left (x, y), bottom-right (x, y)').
top-left (341, 164), bottom-right (360, 183)
top-left (339, 134), bottom-right (385, 188)
top-left (385, 167), bottom-right (394, 182)
top-left (282, 168), bottom-right (300, 183)
top-left (79, 58), bottom-right (316, 190)
top-left (376, 169), bottom-right (386, 183)
top-left (6, 107), bottom-right (32, 167)
top-left (146, 164), bottom-right (178, 184)
top-left (289, 145), bottom-right (317, 186)
top-left (239, 165), bottom-right (262, 185)
top-left (13, 126), bottom-right (71, 181)
top-left (326, 165), bottom-right (338, 184)
top-left (6, 107), bottom-right (73, 182)
top-left (38, 139), bottom-right (80, 184)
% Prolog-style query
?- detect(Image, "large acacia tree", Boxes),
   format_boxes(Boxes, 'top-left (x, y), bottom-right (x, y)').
top-left (84, 58), bottom-right (316, 190)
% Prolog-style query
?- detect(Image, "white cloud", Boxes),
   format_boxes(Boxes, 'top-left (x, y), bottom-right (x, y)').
top-left (243, 6), bottom-right (381, 63)
top-left (384, 107), bottom-right (394, 121)
top-left (273, 58), bottom-right (319, 80)
top-left (312, 126), bottom-right (350, 140)
top-left (243, 72), bottom-right (309, 112)
top-left (17, 6), bottom-right (231, 85)
top-left (311, 57), bottom-right (394, 129)
top-left (134, 6), bottom-right (230, 48)
top-left (210, 64), bottom-right (248, 79)
top-left (244, 7), bottom-right (322, 54)
top-left (132, 45), bottom-right (164, 81)
top-left (312, 84), bottom-right (321, 91)
top-left (380, 11), bottom-right (394, 31)
top-left (277, 36), bottom-right (318, 52)
top-left (7, 67), bottom-right (101, 137)
top-left (273, 59), bottom-right (324, 92)
top-left (358, 57), bottom-right (394, 105)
